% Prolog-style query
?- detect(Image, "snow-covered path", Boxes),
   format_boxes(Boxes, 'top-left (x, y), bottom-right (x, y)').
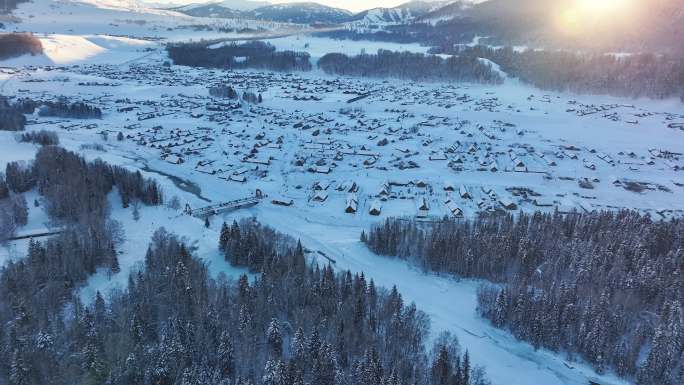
top-left (243, 206), bottom-right (630, 385)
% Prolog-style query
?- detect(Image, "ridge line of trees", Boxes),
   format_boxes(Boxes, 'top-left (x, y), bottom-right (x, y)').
top-left (167, 41), bottom-right (312, 72)
top-left (433, 45), bottom-right (684, 101)
top-left (363, 210), bottom-right (683, 384)
top-left (0, 33), bottom-right (42, 60)
top-left (318, 49), bottom-right (503, 84)
top-left (1, 145), bottom-right (166, 384)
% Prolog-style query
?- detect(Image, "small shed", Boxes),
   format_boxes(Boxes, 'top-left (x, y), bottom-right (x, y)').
top-left (272, 197), bottom-right (294, 206)
top-left (229, 174), bottom-right (246, 183)
top-left (345, 193), bottom-right (358, 213)
top-left (499, 198), bottom-right (517, 210)
top-left (459, 185), bottom-right (471, 199)
top-left (312, 191), bottom-right (328, 202)
top-left (369, 200), bottom-right (382, 216)
top-left (446, 201), bottom-right (463, 218)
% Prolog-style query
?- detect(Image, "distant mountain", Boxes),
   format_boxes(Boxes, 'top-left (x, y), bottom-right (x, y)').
top-left (351, 1), bottom-right (453, 25)
top-left (172, 0), bottom-right (268, 13)
top-left (409, 0), bottom-right (684, 54)
top-left (416, 0), bottom-right (471, 22)
top-left (172, 3), bottom-right (246, 18)
top-left (173, 0), bottom-right (463, 25)
top-left (166, 0), bottom-right (684, 54)
top-left (173, 1), bottom-right (353, 24)
top-left (250, 2), bottom-right (352, 24)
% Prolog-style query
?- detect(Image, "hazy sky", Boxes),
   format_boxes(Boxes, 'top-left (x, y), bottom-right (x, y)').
top-left (155, 0), bottom-right (461, 13)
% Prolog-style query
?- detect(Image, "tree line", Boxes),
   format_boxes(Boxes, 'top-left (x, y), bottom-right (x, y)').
top-left (0, 146), bottom-right (167, 384)
top-left (167, 41), bottom-right (312, 72)
top-left (363, 211), bottom-right (683, 384)
top-left (38, 100), bottom-right (102, 119)
top-left (0, 96), bottom-right (27, 131)
top-left (1, 215), bottom-right (492, 385)
top-left (0, 189), bottom-right (27, 242)
top-left (1, 95), bottom-right (103, 132)
top-left (318, 50), bottom-right (503, 84)
top-left (209, 85), bottom-right (239, 99)
top-left (0, 144), bottom-right (491, 385)
top-left (0, 146), bottom-right (162, 242)
top-left (435, 46), bottom-right (684, 101)
top-left (17, 130), bottom-right (59, 146)
top-left (209, 86), bottom-right (263, 104)
top-left (0, 33), bottom-right (42, 60)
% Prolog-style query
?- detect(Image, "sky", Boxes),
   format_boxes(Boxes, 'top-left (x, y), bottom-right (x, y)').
top-left (151, 0), bottom-right (466, 13)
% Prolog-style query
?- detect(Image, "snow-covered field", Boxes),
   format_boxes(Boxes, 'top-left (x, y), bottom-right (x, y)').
top-left (1, 4), bottom-right (683, 382)
top-left (262, 34), bottom-right (431, 62)
top-left (2, 0), bottom-right (307, 42)
top-left (0, 34), bottom-right (156, 66)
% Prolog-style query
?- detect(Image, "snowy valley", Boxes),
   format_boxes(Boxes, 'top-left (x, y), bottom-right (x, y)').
top-left (0, 1), bottom-right (682, 385)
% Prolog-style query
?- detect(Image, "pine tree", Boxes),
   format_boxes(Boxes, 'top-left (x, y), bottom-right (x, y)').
top-left (462, 350), bottom-right (470, 385)
top-left (263, 360), bottom-right (287, 385)
top-left (219, 222), bottom-right (230, 251)
top-left (292, 327), bottom-right (306, 362)
top-left (431, 345), bottom-right (451, 385)
top-left (94, 291), bottom-right (106, 327)
top-left (111, 253), bottom-right (120, 274)
top-left (308, 327), bottom-right (322, 361)
top-left (267, 318), bottom-right (283, 358)
top-left (217, 331), bottom-right (234, 379)
top-left (9, 349), bottom-right (29, 385)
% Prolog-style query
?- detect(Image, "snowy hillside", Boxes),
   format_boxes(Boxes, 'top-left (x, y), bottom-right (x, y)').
top-left (416, 0), bottom-right (471, 22)
top-left (170, 2), bottom-right (246, 18)
top-left (176, 0), bottom-right (270, 11)
top-left (3, 0), bottom-right (196, 35)
top-left (350, 0), bottom-right (453, 26)
top-left (1, 0), bottom-right (291, 39)
top-left (250, 2), bottom-right (352, 24)
top-left (0, 34), bottom-right (155, 66)
top-left (2, 37), bottom-right (683, 384)
top-left (0, 2), bottom-right (682, 385)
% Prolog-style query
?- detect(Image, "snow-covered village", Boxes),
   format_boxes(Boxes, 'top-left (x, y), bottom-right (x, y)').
top-left (0, 1), bottom-right (682, 385)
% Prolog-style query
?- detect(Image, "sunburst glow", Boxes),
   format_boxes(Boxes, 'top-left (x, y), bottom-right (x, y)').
top-left (556, 0), bottom-right (638, 36)
top-left (577, 0), bottom-right (627, 12)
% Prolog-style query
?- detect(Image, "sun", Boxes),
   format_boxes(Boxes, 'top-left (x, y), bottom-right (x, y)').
top-left (556, 0), bottom-right (637, 36)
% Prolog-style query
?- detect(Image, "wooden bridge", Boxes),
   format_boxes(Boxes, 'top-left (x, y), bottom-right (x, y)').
top-left (184, 190), bottom-right (264, 218)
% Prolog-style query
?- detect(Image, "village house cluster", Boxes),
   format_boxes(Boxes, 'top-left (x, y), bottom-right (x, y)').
top-left (4, 61), bottom-right (683, 221)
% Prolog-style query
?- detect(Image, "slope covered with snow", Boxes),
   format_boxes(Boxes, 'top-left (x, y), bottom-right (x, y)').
top-left (0, 34), bottom-right (155, 66)
top-left (1, 0), bottom-right (289, 40)
top-left (350, 0), bottom-right (453, 25)
top-left (250, 2), bottom-right (352, 24)
top-left (176, 0), bottom-right (269, 12)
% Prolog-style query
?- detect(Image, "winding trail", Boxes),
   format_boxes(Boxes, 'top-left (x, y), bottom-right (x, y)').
top-left (237, 205), bottom-right (631, 385)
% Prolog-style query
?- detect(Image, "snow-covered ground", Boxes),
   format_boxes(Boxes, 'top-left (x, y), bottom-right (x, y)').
top-left (263, 34), bottom-right (431, 62)
top-left (78, 190), bottom-right (255, 304)
top-left (250, 206), bottom-right (631, 385)
top-left (0, 34), bottom-right (156, 66)
top-left (1, 14), bottom-right (682, 383)
top-left (2, 0), bottom-right (304, 41)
